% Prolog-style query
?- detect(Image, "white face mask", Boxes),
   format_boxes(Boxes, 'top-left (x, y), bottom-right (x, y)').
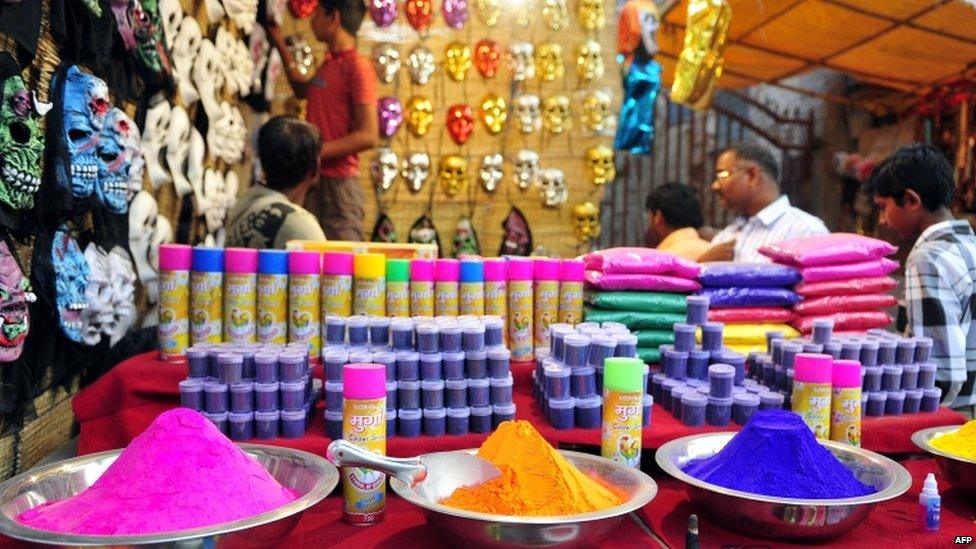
top-left (223, 0), bottom-right (258, 34)
top-left (215, 27), bottom-right (238, 97)
top-left (158, 0), bottom-right (183, 52)
top-left (207, 101), bottom-right (246, 164)
top-left (193, 39), bottom-right (224, 119)
top-left (81, 243), bottom-right (111, 347)
top-left (128, 190), bottom-right (159, 303)
top-left (104, 108), bottom-right (144, 203)
top-left (141, 98), bottom-right (171, 190)
top-left (187, 128), bottom-right (206, 214)
top-left (165, 105), bottom-right (192, 197)
top-left (204, 0), bottom-right (225, 24)
top-left (202, 169), bottom-right (227, 233)
top-left (172, 16), bottom-right (202, 106)
top-left (107, 246), bottom-right (137, 346)
top-left (227, 37), bottom-right (254, 97)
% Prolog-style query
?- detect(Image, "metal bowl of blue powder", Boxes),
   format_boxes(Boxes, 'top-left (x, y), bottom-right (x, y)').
top-left (656, 411), bottom-right (911, 541)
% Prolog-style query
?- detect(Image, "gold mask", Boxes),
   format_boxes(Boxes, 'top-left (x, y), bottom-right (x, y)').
top-left (586, 144), bottom-right (615, 185)
top-left (575, 39), bottom-right (604, 82)
top-left (543, 95), bottom-right (572, 135)
top-left (439, 155), bottom-right (468, 197)
top-left (542, 0), bottom-right (569, 30)
top-left (405, 95), bottom-right (434, 136)
top-left (581, 90), bottom-right (612, 132)
top-left (577, 0), bottom-right (605, 30)
top-left (535, 42), bottom-right (564, 82)
top-left (479, 93), bottom-right (507, 135)
top-left (445, 42), bottom-right (472, 82)
top-left (572, 201), bottom-right (601, 243)
top-left (473, 0), bottom-right (501, 26)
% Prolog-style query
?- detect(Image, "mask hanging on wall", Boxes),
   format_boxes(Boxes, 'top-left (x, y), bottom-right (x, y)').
top-left (512, 149), bottom-right (540, 191)
top-left (478, 93), bottom-right (506, 135)
top-left (478, 153), bottom-right (503, 193)
top-left (537, 168), bottom-right (567, 207)
top-left (409, 213), bottom-right (441, 251)
top-left (507, 42), bottom-right (535, 82)
top-left (249, 26), bottom-right (271, 96)
top-left (107, 246), bottom-right (137, 346)
top-left (543, 95), bottom-right (572, 135)
top-left (186, 128), bottom-right (205, 212)
top-left (581, 89), bottom-right (611, 132)
top-left (577, 0), bottom-right (605, 30)
top-left (202, 169), bottom-right (227, 233)
top-left (158, 0), bottom-right (182, 52)
top-left (670, 0), bottom-right (732, 110)
top-left (405, 95), bottom-right (434, 137)
top-left (614, 0), bottom-right (663, 154)
top-left (95, 108), bottom-right (135, 213)
top-left (405, 0), bottom-right (434, 32)
top-left (51, 229), bottom-right (90, 344)
top-left (369, 0), bottom-right (398, 27)
top-left (55, 66), bottom-right (110, 200)
top-left (401, 152), bottom-right (430, 193)
top-left (288, 0), bottom-right (316, 18)
top-left (373, 43), bottom-right (401, 84)
top-left (535, 43), bottom-right (564, 82)
top-left (80, 243), bottom-right (111, 346)
top-left (0, 240), bottom-right (32, 362)
top-left (586, 144), bottom-right (615, 185)
top-left (215, 28), bottom-right (240, 97)
top-left (378, 96), bottom-right (403, 138)
top-left (129, 190), bottom-right (169, 305)
top-left (445, 43), bottom-right (472, 82)
top-left (207, 101), bottom-right (247, 165)
top-left (453, 216), bottom-right (480, 257)
top-left (193, 39), bottom-right (224, 119)
top-left (206, 0), bottom-right (226, 21)
top-left (445, 103), bottom-right (473, 145)
top-left (542, 0), bottom-right (568, 30)
top-left (111, 0), bottom-right (138, 50)
top-left (575, 39), bottom-right (604, 82)
top-left (142, 99), bottom-right (170, 189)
top-left (572, 201), bottom-right (601, 243)
top-left (224, 0), bottom-right (259, 34)
top-left (0, 66), bottom-right (46, 211)
top-left (230, 39), bottom-right (255, 97)
top-left (439, 155), bottom-right (468, 197)
top-left (499, 206), bottom-right (532, 256)
top-left (514, 0), bottom-right (535, 26)
top-left (370, 147), bottom-right (399, 195)
top-left (371, 213), bottom-right (398, 243)
top-left (442, 0), bottom-right (468, 29)
top-left (172, 16), bottom-right (202, 106)
top-left (473, 0), bottom-right (499, 26)
top-left (406, 45), bottom-right (435, 85)
top-left (165, 105), bottom-right (192, 197)
top-left (130, 0), bottom-right (174, 84)
top-left (512, 94), bottom-right (540, 134)
top-left (474, 39), bottom-right (501, 79)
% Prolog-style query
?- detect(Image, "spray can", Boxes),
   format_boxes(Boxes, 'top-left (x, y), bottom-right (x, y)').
top-left (602, 357), bottom-right (645, 468)
top-left (410, 259), bottom-right (435, 317)
top-left (158, 244), bottom-right (192, 360)
top-left (190, 247), bottom-right (224, 345)
top-left (459, 259), bottom-right (485, 316)
top-left (256, 250), bottom-right (289, 344)
top-left (342, 363), bottom-right (387, 524)
top-left (353, 253), bottom-right (386, 317)
top-left (533, 258), bottom-right (560, 349)
top-left (792, 353), bottom-right (833, 440)
top-left (831, 359), bottom-right (862, 446)
top-left (558, 259), bottom-right (585, 325)
top-left (507, 258), bottom-right (534, 360)
top-left (434, 259), bottom-right (460, 317)
top-left (484, 259), bottom-right (508, 342)
top-left (223, 248), bottom-right (258, 344)
top-left (386, 259), bottom-right (410, 318)
top-left (288, 251), bottom-right (321, 360)
top-left (322, 252), bottom-right (353, 317)
top-left (919, 473), bottom-right (941, 532)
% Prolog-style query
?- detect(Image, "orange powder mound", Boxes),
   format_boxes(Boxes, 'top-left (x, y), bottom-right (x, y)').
top-left (440, 420), bottom-right (622, 516)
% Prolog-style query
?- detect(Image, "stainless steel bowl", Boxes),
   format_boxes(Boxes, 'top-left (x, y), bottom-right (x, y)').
top-left (656, 433), bottom-right (911, 541)
top-left (0, 444), bottom-right (338, 547)
top-left (912, 425), bottom-right (976, 494)
top-left (390, 449), bottom-right (657, 548)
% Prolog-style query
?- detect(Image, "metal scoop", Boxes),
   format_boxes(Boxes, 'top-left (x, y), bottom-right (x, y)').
top-left (326, 440), bottom-right (501, 502)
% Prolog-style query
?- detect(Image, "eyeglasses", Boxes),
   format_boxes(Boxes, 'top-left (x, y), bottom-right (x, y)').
top-left (714, 163), bottom-right (751, 182)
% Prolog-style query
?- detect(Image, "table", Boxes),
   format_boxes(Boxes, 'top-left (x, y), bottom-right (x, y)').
top-left (74, 353), bottom-right (965, 456)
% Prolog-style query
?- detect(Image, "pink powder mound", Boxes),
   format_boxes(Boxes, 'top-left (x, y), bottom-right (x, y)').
top-left (18, 408), bottom-right (297, 536)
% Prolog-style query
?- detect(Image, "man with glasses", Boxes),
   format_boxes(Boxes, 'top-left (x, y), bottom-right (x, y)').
top-left (699, 141), bottom-right (828, 263)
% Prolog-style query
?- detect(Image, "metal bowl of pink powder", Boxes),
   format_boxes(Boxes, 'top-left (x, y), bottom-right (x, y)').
top-left (913, 425), bottom-right (976, 494)
top-left (0, 444), bottom-right (338, 547)
top-left (657, 432), bottom-right (911, 541)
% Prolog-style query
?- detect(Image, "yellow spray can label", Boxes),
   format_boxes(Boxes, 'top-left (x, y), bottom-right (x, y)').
top-left (534, 280), bottom-right (560, 348)
top-left (485, 280), bottom-right (507, 341)
top-left (435, 281), bottom-right (459, 317)
top-left (322, 274), bottom-right (352, 317)
top-left (289, 274), bottom-right (321, 359)
top-left (410, 281), bottom-right (434, 317)
top-left (830, 387), bottom-right (862, 446)
top-left (558, 281), bottom-right (584, 325)
top-left (386, 281), bottom-right (410, 318)
top-left (508, 280), bottom-right (533, 360)
top-left (190, 272), bottom-right (222, 345)
top-left (601, 389), bottom-right (643, 468)
top-left (792, 381), bottom-right (832, 440)
top-left (342, 397), bottom-right (387, 524)
top-left (354, 277), bottom-right (386, 317)
top-left (257, 273), bottom-right (288, 344)
top-left (223, 273), bottom-right (257, 343)
top-left (459, 282), bottom-right (485, 316)
top-left (158, 270), bottom-right (189, 359)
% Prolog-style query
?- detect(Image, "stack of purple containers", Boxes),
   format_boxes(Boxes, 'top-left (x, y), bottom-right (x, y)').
top-left (179, 342), bottom-right (320, 440)
top-left (320, 315), bottom-right (513, 439)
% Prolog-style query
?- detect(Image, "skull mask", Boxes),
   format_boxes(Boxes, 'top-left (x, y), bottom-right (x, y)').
top-left (142, 99), bottom-right (171, 189)
top-left (207, 102), bottom-right (246, 165)
top-left (0, 70), bottom-right (46, 210)
top-left (586, 144), bottom-right (615, 185)
top-left (52, 229), bottom-right (90, 343)
top-left (202, 169), bottom-right (227, 232)
top-left (130, 0), bottom-right (174, 81)
top-left (582, 89), bottom-right (612, 132)
top-left (535, 42), bottom-right (564, 82)
top-left (107, 246), bottom-right (137, 345)
top-left (405, 95), bottom-right (434, 137)
top-left (129, 191), bottom-right (167, 304)
top-left (172, 17), bottom-right (202, 106)
top-left (577, 0), bottom-right (605, 30)
top-left (158, 0), bottom-right (183, 51)
top-left (478, 93), bottom-right (506, 135)
top-left (478, 153), bottom-right (503, 193)
top-left (543, 95), bottom-right (572, 135)
top-left (193, 39), bottom-right (224, 119)
top-left (537, 168), bottom-right (567, 207)
top-left (508, 42), bottom-right (535, 82)
top-left (445, 43), bottom-right (472, 82)
top-left (372, 43), bottom-right (401, 84)
top-left (81, 243), bottom-right (111, 346)
top-left (542, 0), bottom-right (568, 30)
top-left (188, 128), bottom-right (206, 214)
top-left (473, 0), bottom-right (500, 26)
top-left (512, 94), bottom-right (540, 134)
top-left (370, 147), bottom-right (399, 195)
top-left (117, 110), bottom-right (145, 202)
top-left (224, 0), bottom-right (259, 34)
top-left (0, 241), bottom-right (32, 362)
top-left (576, 39), bottom-right (604, 82)
top-left (95, 107), bottom-right (136, 213)
top-left (406, 45), bottom-right (435, 85)
top-left (572, 201), bottom-right (601, 243)
top-left (513, 149), bottom-right (540, 190)
top-left (166, 105), bottom-right (192, 196)
top-left (56, 66), bottom-right (110, 199)
top-left (439, 155), bottom-right (468, 197)
top-left (401, 152), bottom-right (430, 193)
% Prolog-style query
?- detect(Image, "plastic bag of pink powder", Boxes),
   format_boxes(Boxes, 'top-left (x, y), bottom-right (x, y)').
top-left (798, 258), bottom-right (899, 283)
top-left (794, 276), bottom-right (898, 298)
top-left (584, 247), bottom-right (700, 278)
top-left (793, 311), bottom-right (892, 334)
top-left (708, 307), bottom-right (795, 324)
top-left (758, 233), bottom-right (897, 267)
top-left (585, 270), bottom-right (702, 293)
top-left (793, 294), bottom-right (897, 316)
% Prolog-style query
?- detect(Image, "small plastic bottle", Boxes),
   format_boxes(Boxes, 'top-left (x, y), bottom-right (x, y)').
top-left (434, 259), bottom-right (460, 317)
top-left (409, 259), bottom-right (435, 317)
top-left (223, 248), bottom-right (258, 344)
top-left (601, 357), bottom-right (644, 469)
top-left (288, 251), bottom-right (322, 360)
top-left (190, 247), bottom-right (224, 345)
top-left (256, 250), bottom-right (289, 345)
top-left (386, 259), bottom-right (410, 318)
top-left (557, 259), bottom-right (585, 325)
top-left (353, 253), bottom-right (386, 317)
top-left (483, 259), bottom-right (508, 340)
top-left (507, 258), bottom-right (534, 360)
top-left (459, 259), bottom-right (485, 316)
top-left (158, 244), bottom-right (192, 360)
top-left (533, 258), bottom-right (560, 349)
top-left (342, 363), bottom-right (387, 524)
top-left (919, 473), bottom-right (941, 532)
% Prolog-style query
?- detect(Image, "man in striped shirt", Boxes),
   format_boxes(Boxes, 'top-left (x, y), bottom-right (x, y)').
top-left (700, 141), bottom-right (828, 263)
top-left (866, 144), bottom-right (976, 408)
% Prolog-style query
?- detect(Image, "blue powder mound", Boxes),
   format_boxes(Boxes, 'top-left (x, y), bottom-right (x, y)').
top-left (682, 410), bottom-right (876, 499)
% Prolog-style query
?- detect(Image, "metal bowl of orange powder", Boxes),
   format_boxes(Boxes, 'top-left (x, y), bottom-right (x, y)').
top-left (912, 425), bottom-right (976, 494)
top-left (390, 449), bottom-right (657, 548)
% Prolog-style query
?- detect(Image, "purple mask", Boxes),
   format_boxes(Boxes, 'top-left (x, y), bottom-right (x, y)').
top-left (442, 0), bottom-right (468, 29)
top-left (377, 96), bottom-right (402, 138)
top-left (369, 0), bottom-right (398, 27)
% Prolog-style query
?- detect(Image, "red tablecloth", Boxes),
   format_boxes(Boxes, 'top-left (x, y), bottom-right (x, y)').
top-left (642, 458), bottom-right (976, 548)
top-left (74, 353), bottom-right (965, 456)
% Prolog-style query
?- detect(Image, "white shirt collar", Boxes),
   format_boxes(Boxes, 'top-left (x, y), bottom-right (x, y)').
top-left (753, 195), bottom-right (791, 227)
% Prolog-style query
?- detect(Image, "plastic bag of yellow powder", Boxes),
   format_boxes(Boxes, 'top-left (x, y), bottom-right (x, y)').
top-left (930, 419), bottom-right (976, 461)
top-left (440, 420), bottom-right (623, 516)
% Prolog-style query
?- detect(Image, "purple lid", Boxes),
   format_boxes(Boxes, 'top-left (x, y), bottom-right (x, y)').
top-left (708, 396), bottom-right (733, 405)
top-left (759, 391), bottom-right (785, 405)
top-left (868, 391), bottom-right (887, 401)
top-left (708, 364), bottom-right (734, 379)
top-left (733, 392), bottom-right (760, 406)
top-left (548, 397), bottom-right (576, 409)
top-left (179, 379), bottom-right (204, 391)
top-left (681, 392), bottom-right (707, 406)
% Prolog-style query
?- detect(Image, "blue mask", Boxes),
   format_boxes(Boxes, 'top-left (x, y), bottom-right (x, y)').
top-left (51, 229), bottom-right (90, 343)
top-left (613, 57), bottom-right (661, 155)
top-left (54, 66), bottom-right (111, 199)
top-left (96, 108), bottom-right (132, 213)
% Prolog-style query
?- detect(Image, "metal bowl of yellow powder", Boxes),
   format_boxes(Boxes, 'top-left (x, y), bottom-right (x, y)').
top-left (913, 423), bottom-right (976, 494)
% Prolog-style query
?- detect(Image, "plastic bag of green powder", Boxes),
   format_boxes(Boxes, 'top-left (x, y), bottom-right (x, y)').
top-left (584, 306), bottom-right (685, 330)
top-left (585, 291), bottom-right (687, 313)
top-left (634, 330), bottom-right (674, 348)
top-left (637, 347), bottom-right (661, 364)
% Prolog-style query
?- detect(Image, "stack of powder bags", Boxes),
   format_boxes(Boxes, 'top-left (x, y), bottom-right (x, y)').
top-left (696, 262), bottom-right (801, 354)
top-left (581, 247), bottom-right (701, 364)
top-left (652, 302), bottom-right (761, 428)
top-left (179, 342), bottom-right (320, 440)
top-left (758, 233), bottom-right (899, 335)
top-left (532, 321), bottom-right (649, 430)
top-left (321, 314), bottom-right (513, 438)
